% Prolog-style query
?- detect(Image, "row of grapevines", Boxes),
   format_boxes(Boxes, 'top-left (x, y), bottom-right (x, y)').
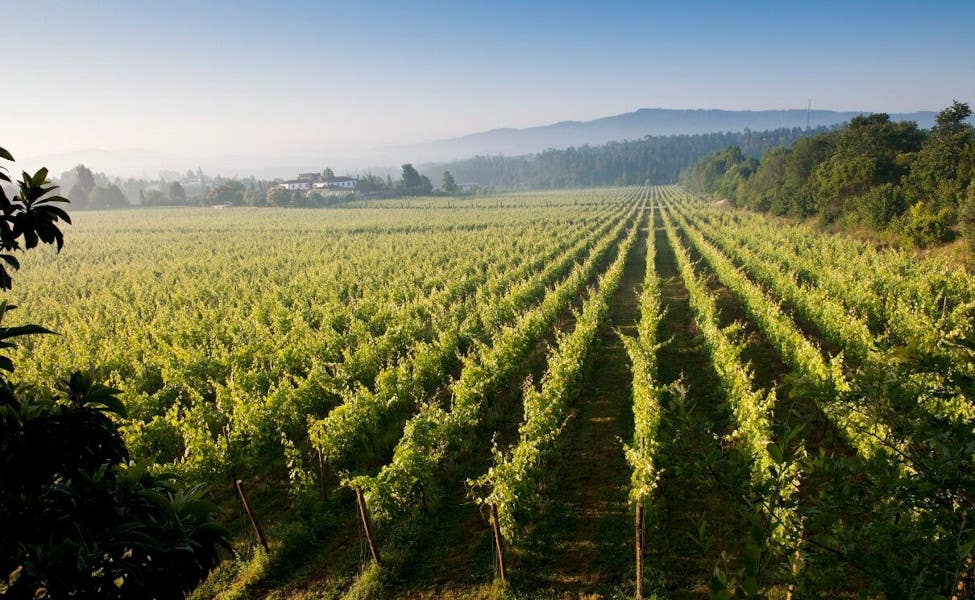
top-left (664, 186), bottom-right (975, 595)
top-left (331, 215), bottom-right (595, 390)
top-left (308, 199), bottom-right (637, 473)
top-left (621, 190), bottom-right (665, 507)
top-left (662, 200), bottom-right (891, 460)
top-left (659, 202), bottom-right (801, 546)
top-left (349, 196), bottom-right (644, 523)
top-left (471, 198), bottom-right (639, 336)
top-left (10, 200), bottom-right (626, 484)
top-left (472, 216), bottom-right (640, 541)
top-left (671, 201), bottom-right (874, 363)
top-left (672, 200), bottom-right (975, 431)
top-left (363, 186), bottom-right (641, 209)
top-left (690, 185), bottom-right (973, 354)
top-left (675, 195), bottom-right (975, 425)
top-left (173, 215), bottom-right (605, 481)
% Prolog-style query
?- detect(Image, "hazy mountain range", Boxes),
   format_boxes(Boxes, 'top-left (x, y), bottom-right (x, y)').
top-left (377, 108), bottom-right (940, 164)
top-left (26, 108), bottom-right (940, 179)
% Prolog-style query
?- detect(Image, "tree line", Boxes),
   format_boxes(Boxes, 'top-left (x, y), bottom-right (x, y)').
top-left (57, 164), bottom-right (463, 209)
top-left (57, 127), bottom-right (836, 210)
top-left (681, 101), bottom-right (975, 250)
top-left (421, 127), bottom-right (828, 190)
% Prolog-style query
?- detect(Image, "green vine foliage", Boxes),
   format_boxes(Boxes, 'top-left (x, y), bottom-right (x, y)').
top-left (662, 187), bottom-right (974, 597)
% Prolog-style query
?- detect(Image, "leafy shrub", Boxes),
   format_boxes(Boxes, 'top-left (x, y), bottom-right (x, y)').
top-left (894, 201), bottom-right (954, 248)
top-left (853, 183), bottom-right (907, 229)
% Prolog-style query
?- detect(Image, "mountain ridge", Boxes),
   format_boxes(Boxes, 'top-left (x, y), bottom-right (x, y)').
top-left (379, 107), bottom-right (940, 163)
top-left (25, 107), bottom-right (945, 178)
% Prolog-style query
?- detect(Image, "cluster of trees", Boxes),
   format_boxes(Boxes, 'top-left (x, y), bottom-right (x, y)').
top-left (60, 165), bottom-right (269, 209)
top-left (373, 164), bottom-right (462, 196)
top-left (397, 163), bottom-right (433, 195)
top-left (205, 180), bottom-right (270, 207)
top-left (61, 165), bottom-right (128, 209)
top-left (682, 101), bottom-right (975, 249)
top-left (421, 127), bottom-right (825, 190)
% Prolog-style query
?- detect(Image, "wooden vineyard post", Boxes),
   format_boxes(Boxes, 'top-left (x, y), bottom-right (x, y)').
top-left (354, 487), bottom-right (382, 568)
top-left (235, 479), bottom-right (269, 552)
top-left (490, 503), bottom-right (507, 582)
top-left (635, 501), bottom-right (644, 599)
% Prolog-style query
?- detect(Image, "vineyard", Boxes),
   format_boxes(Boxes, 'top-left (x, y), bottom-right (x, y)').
top-left (10, 186), bottom-right (975, 598)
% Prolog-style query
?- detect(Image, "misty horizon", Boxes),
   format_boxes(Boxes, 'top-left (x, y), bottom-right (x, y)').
top-left (19, 106), bottom-right (959, 180)
top-left (8, 0), bottom-right (975, 179)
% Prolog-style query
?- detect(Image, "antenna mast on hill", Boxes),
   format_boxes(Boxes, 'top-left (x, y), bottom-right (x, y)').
top-left (806, 99), bottom-right (811, 131)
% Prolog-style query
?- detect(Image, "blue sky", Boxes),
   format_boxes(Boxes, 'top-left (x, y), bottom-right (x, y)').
top-left (6, 0), bottom-right (975, 168)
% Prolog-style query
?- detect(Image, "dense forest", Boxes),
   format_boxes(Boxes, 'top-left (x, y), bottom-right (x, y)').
top-left (681, 101), bottom-right (975, 250)
top-left (422, 127), bottom-right (830, 189)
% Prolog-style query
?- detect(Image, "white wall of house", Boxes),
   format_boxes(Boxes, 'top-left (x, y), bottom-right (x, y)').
top-left (328, 179), bottom-right (357, 189)
top-left (282, 181), bottom-right (311, 191)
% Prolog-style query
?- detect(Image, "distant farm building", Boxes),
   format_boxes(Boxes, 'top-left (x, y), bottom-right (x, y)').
top-left (276, 174), bottom-right (359, 194)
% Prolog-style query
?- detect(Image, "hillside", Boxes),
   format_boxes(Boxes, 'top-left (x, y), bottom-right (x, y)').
top-left (380, 107), bottom-right (939, 162)
top-left (420, 127), bottom-right (824, 190)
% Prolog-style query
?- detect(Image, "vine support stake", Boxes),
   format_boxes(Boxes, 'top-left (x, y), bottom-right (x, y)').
top-left (490, 503), bottom-right (507, 582)
top-left (354, 487), bottom-right (382, 568)
top-left (635, 500), bottom-right (644, 600)
top-left (235, 479), bottom-right (268, 552)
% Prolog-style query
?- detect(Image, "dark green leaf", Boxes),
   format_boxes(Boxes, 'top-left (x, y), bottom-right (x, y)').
top-left (31, 167), bottom-right (49, 187)
top-left (0, 324), bottom-right (56, 338)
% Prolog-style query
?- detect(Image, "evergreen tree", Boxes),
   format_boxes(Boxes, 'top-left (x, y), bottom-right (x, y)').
top-left (441, 170), bottom-right (459, 194)
top-left (398, 164), bottom-right (433, 195)
top-left (168, 181), bottom-right (187, 204)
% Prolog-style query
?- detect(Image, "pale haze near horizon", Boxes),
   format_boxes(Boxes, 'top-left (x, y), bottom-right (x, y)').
top-left (6, 0), bottom-right (975, 176)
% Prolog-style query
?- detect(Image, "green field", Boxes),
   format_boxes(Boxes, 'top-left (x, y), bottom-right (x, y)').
top-left (10, 187), bottom-right (974, 598)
